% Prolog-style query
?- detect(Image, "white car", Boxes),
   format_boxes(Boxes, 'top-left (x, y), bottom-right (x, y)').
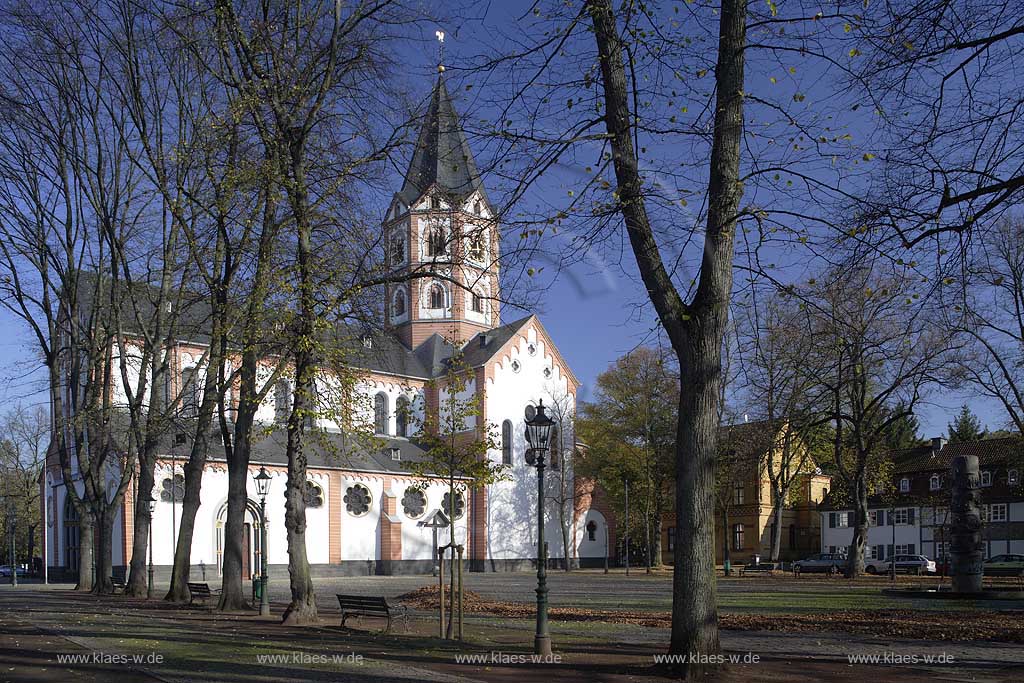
top-left (871, 554), bottom-right (936, 575)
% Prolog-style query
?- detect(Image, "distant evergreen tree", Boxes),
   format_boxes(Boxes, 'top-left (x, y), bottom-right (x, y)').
top-left (882, 404), bottom-right (923, 450)
top-left (947, 405), bottom-right (986, 443)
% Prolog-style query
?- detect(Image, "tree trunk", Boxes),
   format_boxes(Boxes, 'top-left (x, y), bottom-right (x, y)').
top-left (166, 437), bottom-right (209, 602)
top-left (280, 373), bottom-right (317, 624)
top-left (722, 506), bottom-right (731, 576)
top-left (845, 473), bottom-right (869, 577)
top-left (27, 524), bottom-right (36, 573)
top-left (126, 459), bottom-right (156, 597)
top-left (670, 343), bottom-right (723, 668)
top-left (560, 497), bottom-right (571, 571)
top-left (219, 428), bottom-right (252, 610)
top-left (769, 494), bottom-right (784, 562)
top-left (589, 0), bottom-right (745, 672)
top-left (92, 510), bottom-right (115, 594)
top-left (76, 512), bottom-right (95, 592)
top-left (652, 514), bottom-right (663, 568)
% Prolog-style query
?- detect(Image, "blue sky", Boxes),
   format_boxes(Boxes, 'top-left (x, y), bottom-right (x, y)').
top-left (0, 1), bottom-right (1011, 441)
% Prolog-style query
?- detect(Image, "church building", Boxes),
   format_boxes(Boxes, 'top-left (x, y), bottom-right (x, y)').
top-left (40, 76), bottom-right (594, 579)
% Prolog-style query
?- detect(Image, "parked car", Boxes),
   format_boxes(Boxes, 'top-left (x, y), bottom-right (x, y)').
top-left (0, 565), bottom-right (27, 577)
top-left (864, 558), bottom-right (889, 574)
top-left (878, 554), bottom-right (936, 575)
top-left (983, 554), bottom-right (1024, 576)
top-left (794, 553), bottom-right (845, 573)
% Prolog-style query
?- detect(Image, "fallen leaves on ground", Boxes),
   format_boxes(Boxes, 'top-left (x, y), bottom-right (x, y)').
top-left (397, 585), bottom-right (1024, 643)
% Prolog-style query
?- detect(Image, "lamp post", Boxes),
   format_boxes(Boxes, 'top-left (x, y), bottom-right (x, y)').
top-left (524, 400), bottom-right (556, 657)
top-left (253, 467), bottom-right (272, 617)
top-left (147, 500), bottom-right (155, 599)
top-left (7, 500), bottom-right (16, 588)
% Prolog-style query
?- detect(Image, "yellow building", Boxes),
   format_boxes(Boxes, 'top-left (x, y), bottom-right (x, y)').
top-left (662, 420), bottom-right (831, 566)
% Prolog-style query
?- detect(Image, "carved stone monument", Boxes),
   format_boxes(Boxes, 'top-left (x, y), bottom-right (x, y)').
top-left (950, 454), bottom-right (984, 593)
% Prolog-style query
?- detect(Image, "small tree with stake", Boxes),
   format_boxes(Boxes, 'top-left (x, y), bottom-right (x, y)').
top-left (408, 342), bottom-right (504, 640)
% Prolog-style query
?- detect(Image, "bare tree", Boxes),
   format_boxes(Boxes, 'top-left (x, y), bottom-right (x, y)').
top-left (951, 219), bottom-right (1024, 434)
top-left (804, 261), bottom-right (952, 576)
top-left (0, 406), bottom-right (48, 568)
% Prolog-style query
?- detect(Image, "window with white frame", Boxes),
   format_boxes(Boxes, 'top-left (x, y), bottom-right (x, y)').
top-left (981, 470), bottom-right (993, 487)
top-left (1009, 469), bottom-right (1020, 486)
top-left (891, 508), bottom-right (911, 525)
top-left (829, 511), bottom-right (850, 528)
top-left (929, 474), bottom-right (941, 491)
top-left (895, 544), bottom-right (913, 555)
top-left (988, 503), bottom-right (1008, 523)
top-left (899, 477), bottom-right (910, 493)
top-left (869, 510), bottom-right (880, 526)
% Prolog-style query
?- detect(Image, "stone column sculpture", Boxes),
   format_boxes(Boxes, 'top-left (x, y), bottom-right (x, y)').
top-left (950, 454), bottom-right (984, 593)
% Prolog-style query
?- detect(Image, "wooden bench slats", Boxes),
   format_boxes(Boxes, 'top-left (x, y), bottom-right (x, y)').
top-left (188, 582), bottom-right (219, 604)
top-left (336, 594), bottom-right (406, 633)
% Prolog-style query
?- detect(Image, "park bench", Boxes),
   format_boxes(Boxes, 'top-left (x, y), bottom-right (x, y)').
top-left (187, 582), bottom-right (220, 604)
top-left (110, 577), bottom-right (126, 593)
top-left (739, 563), bottom-right (776, 577)
top-left (336, 594), bottom-right (407, 633)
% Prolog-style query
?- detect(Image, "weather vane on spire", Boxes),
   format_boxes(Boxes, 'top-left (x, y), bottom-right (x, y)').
top-left (435, 29), bottom-right (445, 73)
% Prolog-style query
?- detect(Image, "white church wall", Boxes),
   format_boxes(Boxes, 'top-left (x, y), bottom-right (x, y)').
top-left (576, 508), bottom-right (608, 560)
top-left (485, 324), bottom-right (575, 561)
top-left (339, 475), bottom-right (383, 562)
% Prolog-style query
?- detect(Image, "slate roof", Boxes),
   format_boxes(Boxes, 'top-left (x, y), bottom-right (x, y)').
top-left (891, 437), bottom-right (1024, 474)
top-left (398, 76), bottom-right (489, 207)
top-left (718, 419), bottom-right (785, 463)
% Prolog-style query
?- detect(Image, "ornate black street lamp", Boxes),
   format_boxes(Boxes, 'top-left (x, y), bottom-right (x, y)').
top-left (524, 400), bottom-right (556, 657)
top-left (253, 467), bottom-right (272, 617)
top-left (147, 500), bottom-right (155, 598)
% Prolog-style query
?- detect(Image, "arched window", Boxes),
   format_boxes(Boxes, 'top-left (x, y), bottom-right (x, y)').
top-left (274, 380), bottom-right (291, 424)
top-left (732, 523), bottom-right (744, 550)
top-left (468, 232), bottom-right (486, 261)
top-left (428, 283), bottom-right (445, 309)
top-left (549, 424), bottom-right (559, 468)
top-left (427, 228), bottom-right (446, 257)
top-left (389, 233), bottom-right (405, 264)
top-left (929, 474), bottom-right (941, 491)
top-left (586, 520), bottom-right (597, 542)
top-left (471, 291), bottom-right (484, 313)
top-left (374, 393), bottom-right (389, 435)
top-left (64, 497), bottom-right (80, 571)
top-left (501, 420), bottom-right (513, 465)
top-left (396, 396), bottom-right (410, 437)
top-left (180, 367), bottom-right (200, 418)
top-left (899, 477), bottom-right (910, 493)
top-left (393, 289), bottom-right (406, 317)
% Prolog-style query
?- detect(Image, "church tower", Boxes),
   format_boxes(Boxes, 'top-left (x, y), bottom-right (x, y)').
top-left (383, 76), bottom-right (500, 349)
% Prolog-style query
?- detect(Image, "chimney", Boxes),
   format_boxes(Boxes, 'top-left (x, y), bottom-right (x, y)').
top-left (743, 413), bottom-right (749, 423)
top-left (931, 436), bottom-right (946, 456)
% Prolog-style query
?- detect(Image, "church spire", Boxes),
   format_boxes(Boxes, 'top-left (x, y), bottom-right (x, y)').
top-left (398, 75), bottom-right (488, 208)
